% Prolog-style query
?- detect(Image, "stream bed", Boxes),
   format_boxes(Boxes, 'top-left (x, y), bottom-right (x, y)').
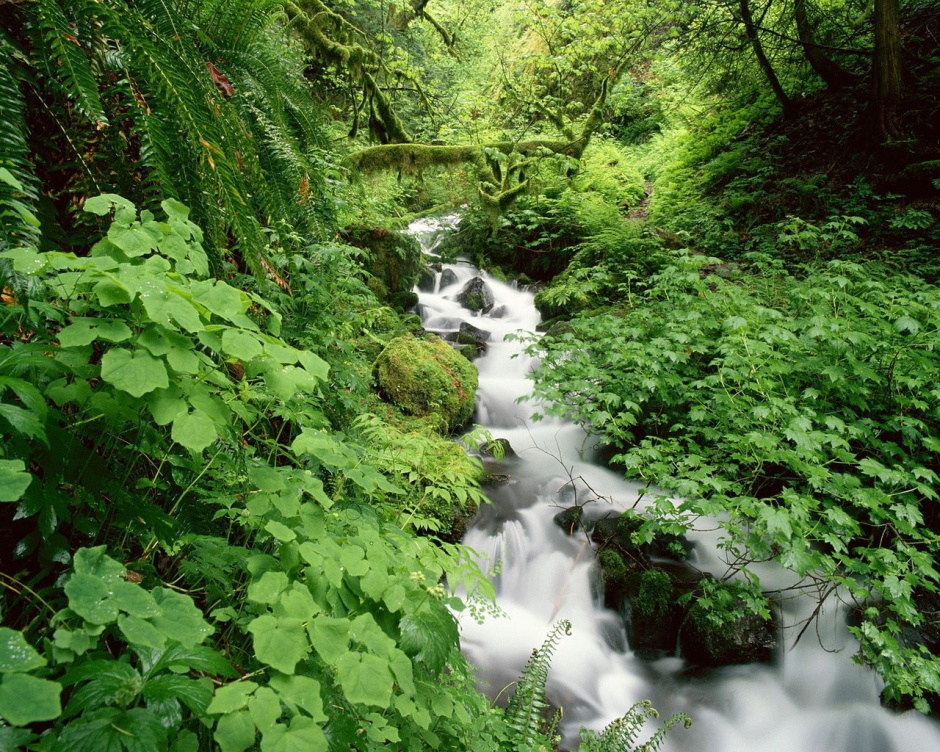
top-left (409, 216), bottom-right (940, 751)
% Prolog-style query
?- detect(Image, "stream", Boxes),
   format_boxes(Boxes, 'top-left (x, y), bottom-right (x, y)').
top-left (408, 216), bottom-right (940, 751)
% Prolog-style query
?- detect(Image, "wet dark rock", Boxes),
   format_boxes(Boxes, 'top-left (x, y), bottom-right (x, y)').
top-left (458, 321), bottom-right (491, 342)
top-left (484, 473), bottom-right (511, 486)
top-left (440, 268), bottom-right (459, 288)
top-left (388, 291), bottom-right (418, 312)
top-left (553, 505), bottom-right (584, 535)
top-left (457, 277), bottom-right (494, 313)
top-left (679, 589), bottom-right (777, 667)
top-left (416, 266), bottom-right (436, 292)
top-left (488, 305), bottom-right (508, 319)
top-left (453, 323), bottom-right (490, 358)
top-left (480, 438), bottom-right (515, 459)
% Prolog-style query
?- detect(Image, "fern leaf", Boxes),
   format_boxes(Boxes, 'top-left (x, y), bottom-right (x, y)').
top-left (33, 0), bottom-right (108, 124)
top-left (0, 44), bottom-right (40, 254)
top-left (505, 619), bottom-right (572, 747)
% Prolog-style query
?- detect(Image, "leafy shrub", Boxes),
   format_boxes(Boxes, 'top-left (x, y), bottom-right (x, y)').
top-left (527, 252), bottom-right (940, 710)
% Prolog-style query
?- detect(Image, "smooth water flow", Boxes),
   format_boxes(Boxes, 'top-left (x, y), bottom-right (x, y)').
top-left (409, 216), bottom-right (940, 751)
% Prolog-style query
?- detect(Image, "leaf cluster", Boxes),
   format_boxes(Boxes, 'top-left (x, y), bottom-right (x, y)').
top-left (528, 252), bottom-right (940, 710)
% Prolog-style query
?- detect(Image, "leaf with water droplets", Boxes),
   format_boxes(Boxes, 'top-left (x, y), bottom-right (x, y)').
top-left (0, 628), bottom-right (45, 673)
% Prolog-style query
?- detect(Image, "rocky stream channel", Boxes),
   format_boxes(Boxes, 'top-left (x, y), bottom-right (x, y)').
top-left (408, 216), bottom-right (940, 751)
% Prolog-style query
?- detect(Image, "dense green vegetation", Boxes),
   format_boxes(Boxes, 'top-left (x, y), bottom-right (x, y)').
top-left (1, 0), bottom-right (938, 748)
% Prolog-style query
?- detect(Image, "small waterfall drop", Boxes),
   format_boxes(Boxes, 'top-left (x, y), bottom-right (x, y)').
top-left (408, 215), bottom-right (940, 751)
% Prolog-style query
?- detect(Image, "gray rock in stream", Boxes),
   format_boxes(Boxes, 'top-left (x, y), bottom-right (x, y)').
top-left (457, 277), bottom-right (494, 313)
top-left (416, 266), bottom-right (436, 292)
top-left (679, 586), bottom-right (777, 667)
top-left (440, 268), bottom-right (459, 288)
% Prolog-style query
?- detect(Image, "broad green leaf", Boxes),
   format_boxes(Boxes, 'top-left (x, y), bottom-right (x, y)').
top-left (221, 329), bottom-right (263, 361)
top-left (247, 572), bottom-right (289, 605)
top-left (73, 546), bottom-right (125, 582)
top-left (0, 628), bottom-right (45, 672)
top-left (0, 674), bottom-right (62, 726)
top-left (336, 652), bottom-right (393, 707)
top-left (307, 617), bottom-right (350, 664)
top-left (111, 581), bottom-right (161, 618)
top-left (161, 198), bottom-right (191, 223)
top-left (277, 585), bottom-right (318, 621)
top-left (64, 573), bottom-right (118, 625)
top-left (100, 348), bottom-right (169, 397)
top-left (247, 465), bottom-right (288, 493)
top-left (150, 588), bottom-right (213, 647)
top-left (148, 387), bottom-right (188, 426)
top-left (264, 520), bottom-right (296, 543)
top-left (248, 616), bottom-right (307, 674)
top-left (248, 686), bottom-right (281, 732)
top-left (166, 345), bottom-right (200, 374)
top-left (291, 431), bottom-right (359, 469)
top-left (399, 608), bottom-right (457, 673)
top-left (59, 319), bottom-right (133, 348)
top-left (268, 675), bottom-right (325, 721)
top-left (191, 281), bottom-right (248, 321)
top-left (108, 223), bottom-right (155, 257)
top-left (92, 276), bottom-right (133, 306)
top-left (84, 194), bottom-right (135, 217)
top-left (0, 247), bottom-right (47, 274)
top-left (297, 351), bottom-right (329, 381)
top-left (339, 547), bottom-right (369, 577)
top-left (172, 410), bottom-right (218, 452)
top-left (349, 614), bottom-right (395, 656)
top-left (118, 615), bottom-right (167, 650)
top-left (207, 681), bottom-right (258, 715)
top-left (0, 460), bottom-right (32, 502)
top-left (140, 286), bottom-right (205, 334)
top-left (58, 707), bottom-right (167, 750)
top-left (215, 710), bottom-right (255, 752)
top-left (259, 717), bottom-right (327, 752)
top-left (0, 404), bottom-right (44, 441)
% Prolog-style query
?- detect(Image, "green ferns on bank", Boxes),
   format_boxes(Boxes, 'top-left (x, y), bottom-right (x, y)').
top-left (3, 0), bottom-right (331, 275)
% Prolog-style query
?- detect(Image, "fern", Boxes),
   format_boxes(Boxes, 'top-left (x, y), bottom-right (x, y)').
top-left (33, 0), bottom-right (108, 125)
top-left (505, 619), bottom-right (572, 747)
top-left (579, 701), bottom-right (692, 752)
top-left (0, 39), bottom-right (40, 255)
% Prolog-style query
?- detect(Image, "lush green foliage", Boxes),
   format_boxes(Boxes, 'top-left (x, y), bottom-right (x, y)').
top-left (3, 0), bottom-right (332, 274)
top-left (527, 252), bottom-right (940, 709)
top-left (0, 193), bottom-right (543, 749)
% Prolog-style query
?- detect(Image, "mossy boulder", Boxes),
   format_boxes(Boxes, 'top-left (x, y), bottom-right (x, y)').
top-left (373, 335), bottom-right (478, 432)
top-left (341, 226), bottom-right (423, 311)
top-left (679, 586), bottom-right (777, 667)
top-left (457, 277), bottom-right (494, 313)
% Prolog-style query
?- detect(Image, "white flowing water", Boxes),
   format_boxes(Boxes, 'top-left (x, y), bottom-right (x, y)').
top-left (409, 216), bottom-right (940, 751)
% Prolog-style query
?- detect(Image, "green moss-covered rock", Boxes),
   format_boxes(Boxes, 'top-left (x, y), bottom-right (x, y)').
top-left (373, 335), bottom-right (478, 432)
top-left (679, 586), bottom-right (777, 667)
top-left (341, 226), bottom-right (423, 311)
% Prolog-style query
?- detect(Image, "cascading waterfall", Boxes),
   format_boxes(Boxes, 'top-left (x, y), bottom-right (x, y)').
top-left (409, 216), bottom-right (940, 751)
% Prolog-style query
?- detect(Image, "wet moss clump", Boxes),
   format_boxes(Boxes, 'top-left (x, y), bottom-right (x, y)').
top-left (373, 335), bottom-right (478, 432)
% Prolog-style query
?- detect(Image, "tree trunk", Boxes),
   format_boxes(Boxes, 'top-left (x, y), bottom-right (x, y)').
top-left (793, 0), bottom-right (856, 89)
top-left (739, 0), bottom-right (793, 114)
top-left (872, 0), bottom-right (902, 139)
